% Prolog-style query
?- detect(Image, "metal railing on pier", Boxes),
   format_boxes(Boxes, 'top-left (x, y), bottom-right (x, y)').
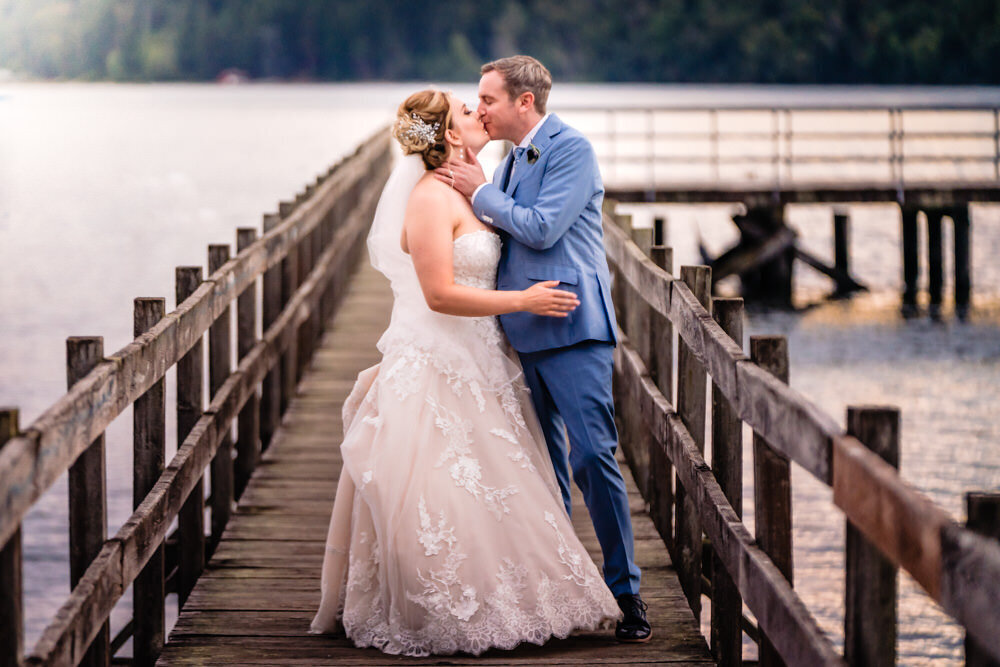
top-left (557, 105), bottom-right (1000, 191)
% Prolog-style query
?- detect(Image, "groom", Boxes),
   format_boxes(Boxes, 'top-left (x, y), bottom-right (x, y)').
top-left (438, 55), bottom-right (650, 643)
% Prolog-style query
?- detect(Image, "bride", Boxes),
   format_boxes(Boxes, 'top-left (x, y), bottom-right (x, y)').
top-left (309, 89), bottom-right (621, 656)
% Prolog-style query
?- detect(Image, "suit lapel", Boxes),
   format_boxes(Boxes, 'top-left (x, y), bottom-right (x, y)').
top-left (507, 114), bottom-right (564, 197)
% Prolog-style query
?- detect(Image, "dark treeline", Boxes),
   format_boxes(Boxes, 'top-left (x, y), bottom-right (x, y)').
top-left (1, 0), bottom-right (998, 84)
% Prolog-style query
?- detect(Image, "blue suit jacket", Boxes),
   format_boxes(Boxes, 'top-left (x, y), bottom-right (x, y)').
top-left (473, 114), bottom-right (618, 354)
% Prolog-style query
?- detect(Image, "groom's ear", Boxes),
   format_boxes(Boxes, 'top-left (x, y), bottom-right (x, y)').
top-left (517, 92), bottom-right (535, 114)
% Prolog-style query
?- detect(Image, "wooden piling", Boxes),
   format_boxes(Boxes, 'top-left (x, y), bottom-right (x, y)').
top-left (833, 210), bottom-right (850, 284)
top-left (648, 244), bottom-right (674, 548)
top-left (675, 265), bottom-right (711, 617)
top-left (260, 213), bottom-right (282, 451)
top-left (965, 492), bottom-right (1000, 667)
top-left (176, 266), bottom-right (205, 607)
top-left (844, 406), bottom-right (899, 667)
top-left (133, 298), bottom-right (166, 666)
top-left (208, 245), bottom-right (234, 553)
top-left (235, 228), bottom-right (260, 499)
top-left (901, 207), bottom-right (919, 317)
top-left (736, 206), bottom-right (793, 307)
top-left (750, 335), bottom-right (792, 667)
top-left (927, 210), bottom-right (944, 319)
top-left (953, 206), bottom-right (972, 321)
top-left (0, 408), bottom-right (23, 667)
top-left (711, 297), bottom-right (744, 666)
top-left (66, 336), bottom-right (110, 667)
top-left (653, 216), bottom-right (667, 247)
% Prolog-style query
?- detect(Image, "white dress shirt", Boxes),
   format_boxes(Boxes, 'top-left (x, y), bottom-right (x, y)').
top-left (472, 113), bottom-right (551, 204)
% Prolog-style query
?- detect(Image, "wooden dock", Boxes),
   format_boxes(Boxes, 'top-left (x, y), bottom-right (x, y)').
top-left (5, 125), bottom-right (1000, 667)
top-left (156, 260), bottom-right (713, 666)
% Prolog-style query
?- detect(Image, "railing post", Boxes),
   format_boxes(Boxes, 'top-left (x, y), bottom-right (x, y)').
top-left (610, 211), bottom-right (635, 482)
top-left (208, 245), bottom-right (234, 554)
top-left (608, 205), bottom-right (629, 328)
top-left (711, 297), bottom-right (744, 666)
top-left (771, 108), bottom-right (780, 185)
top-left (647, 108), bottom-right (655, 189)
top-left (0, 408), bottom-right (23, 667)
top-left (750, 335), bottom-right (792, 667)
top-left (235, 228), bottom-right (260, 499)
top-left (890, 108), bottom-right (901, 186)
top-left (176, 266), bottom-right (205, 607)
top-left (965, 492), bottom-right (1000, 667)
top-left (280, 203), bottom-right (300, 414)
top-left (627, 224), bottom-right (654, 497)
top-left (783, 109), bottom-right (793, 182)
top-left (899, 108), bottom-right (906, 191)
top-left (901, 206), bottom-right (920, 318)
top-left (648, 242), bottom-right (674, 548)
top-left (319, 200), bottom-right (337, 324)
top-left (710, 109), bottom-right (720, 181)
top-left (296, 223), bottom-right (313, 381)
top-left (844, 406), bottom-right (900, 667)
top-left (66, 336), bottom-right (110, 667)
top-left (993, 108), bottom-right (999, 182)
top-left (312, 219), bottom-right (324, 349)
top-left (133, 298), bottom-right (166, 666)
top-left (260, 213), bottom-right (282, 452)
top-left (675, 265), bottom-right (711, 618)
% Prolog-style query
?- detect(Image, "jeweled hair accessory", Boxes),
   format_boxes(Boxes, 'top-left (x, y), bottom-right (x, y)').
top-left (401, 112), bottom-right (440, 144)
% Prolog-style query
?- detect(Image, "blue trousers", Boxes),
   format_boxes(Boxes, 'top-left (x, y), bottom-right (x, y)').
top-left (519, 341), bottom-right (641, 597)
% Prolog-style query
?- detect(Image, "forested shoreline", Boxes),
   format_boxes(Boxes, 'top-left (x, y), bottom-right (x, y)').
top-left (1, 0), bottom-right (997, 84)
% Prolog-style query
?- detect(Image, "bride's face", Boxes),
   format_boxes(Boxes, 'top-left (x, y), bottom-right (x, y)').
top-left (447, 95), bottom-right (490, 155)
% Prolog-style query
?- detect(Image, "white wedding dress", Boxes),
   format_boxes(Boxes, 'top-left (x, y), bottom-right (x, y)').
top-left (309, 154), bottom-right (620, 656)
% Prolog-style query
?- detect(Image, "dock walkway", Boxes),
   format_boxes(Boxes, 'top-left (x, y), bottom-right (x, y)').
top-left (157, 260), bottom-right (712, 666)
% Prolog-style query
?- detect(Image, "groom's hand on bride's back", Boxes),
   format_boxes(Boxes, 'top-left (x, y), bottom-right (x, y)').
top-left (433, 151), bottom-right (485, 198)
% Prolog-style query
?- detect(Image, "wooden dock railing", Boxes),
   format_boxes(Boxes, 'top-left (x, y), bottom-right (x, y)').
top-left (0, 128), bottom-right (393, 666)
top-left (604, 203), bottom-right (1000, 666)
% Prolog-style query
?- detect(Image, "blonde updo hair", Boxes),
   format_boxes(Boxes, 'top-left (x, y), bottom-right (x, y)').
top-left (393, 90), bottom-right (453, 170)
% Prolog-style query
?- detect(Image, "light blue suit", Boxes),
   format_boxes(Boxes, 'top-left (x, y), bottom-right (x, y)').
top-left (473, 114), bottom-right (640, 597)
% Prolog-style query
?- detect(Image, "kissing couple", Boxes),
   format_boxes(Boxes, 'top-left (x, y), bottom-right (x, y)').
top-left (310, 55), bottom-right (651, 656)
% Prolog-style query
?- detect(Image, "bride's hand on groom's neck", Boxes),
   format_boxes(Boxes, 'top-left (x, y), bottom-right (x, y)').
top-left (433, 150), bottom-right (485, 198)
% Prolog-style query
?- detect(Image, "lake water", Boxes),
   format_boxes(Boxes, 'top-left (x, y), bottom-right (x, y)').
top-left (1, 82), bottom-right (998, 664)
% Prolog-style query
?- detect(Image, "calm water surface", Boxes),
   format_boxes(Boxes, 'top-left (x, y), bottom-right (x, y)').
top-left (1, 83), bottom-right (998, 663)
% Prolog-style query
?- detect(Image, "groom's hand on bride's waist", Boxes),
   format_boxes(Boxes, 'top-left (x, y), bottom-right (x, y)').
top-left (433, 151), bottom-right (485, 198)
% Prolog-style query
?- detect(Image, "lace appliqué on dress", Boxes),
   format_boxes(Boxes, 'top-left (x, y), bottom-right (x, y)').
top-left (428, 397), bottom-right (518, 520)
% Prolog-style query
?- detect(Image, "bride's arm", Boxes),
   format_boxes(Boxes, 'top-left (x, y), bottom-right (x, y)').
top-left (405, 183), bottom-right (579, 318)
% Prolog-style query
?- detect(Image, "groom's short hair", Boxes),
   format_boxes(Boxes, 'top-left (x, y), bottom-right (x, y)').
top-left (481, 56), bottom-right (551, 114)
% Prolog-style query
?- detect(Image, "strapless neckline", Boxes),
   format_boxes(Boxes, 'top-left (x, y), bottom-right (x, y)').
top-left (454, 229), bottom-right (500, 244)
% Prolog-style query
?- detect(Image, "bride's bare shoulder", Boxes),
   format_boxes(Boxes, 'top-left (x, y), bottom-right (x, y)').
top-left (402, 175), bottom-right (458, 249)
top-left (407, 173), bottom-right (453, 213)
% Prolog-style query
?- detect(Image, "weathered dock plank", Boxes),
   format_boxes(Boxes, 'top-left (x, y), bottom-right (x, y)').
top-left (157, 261), bottom-right (712, 666)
